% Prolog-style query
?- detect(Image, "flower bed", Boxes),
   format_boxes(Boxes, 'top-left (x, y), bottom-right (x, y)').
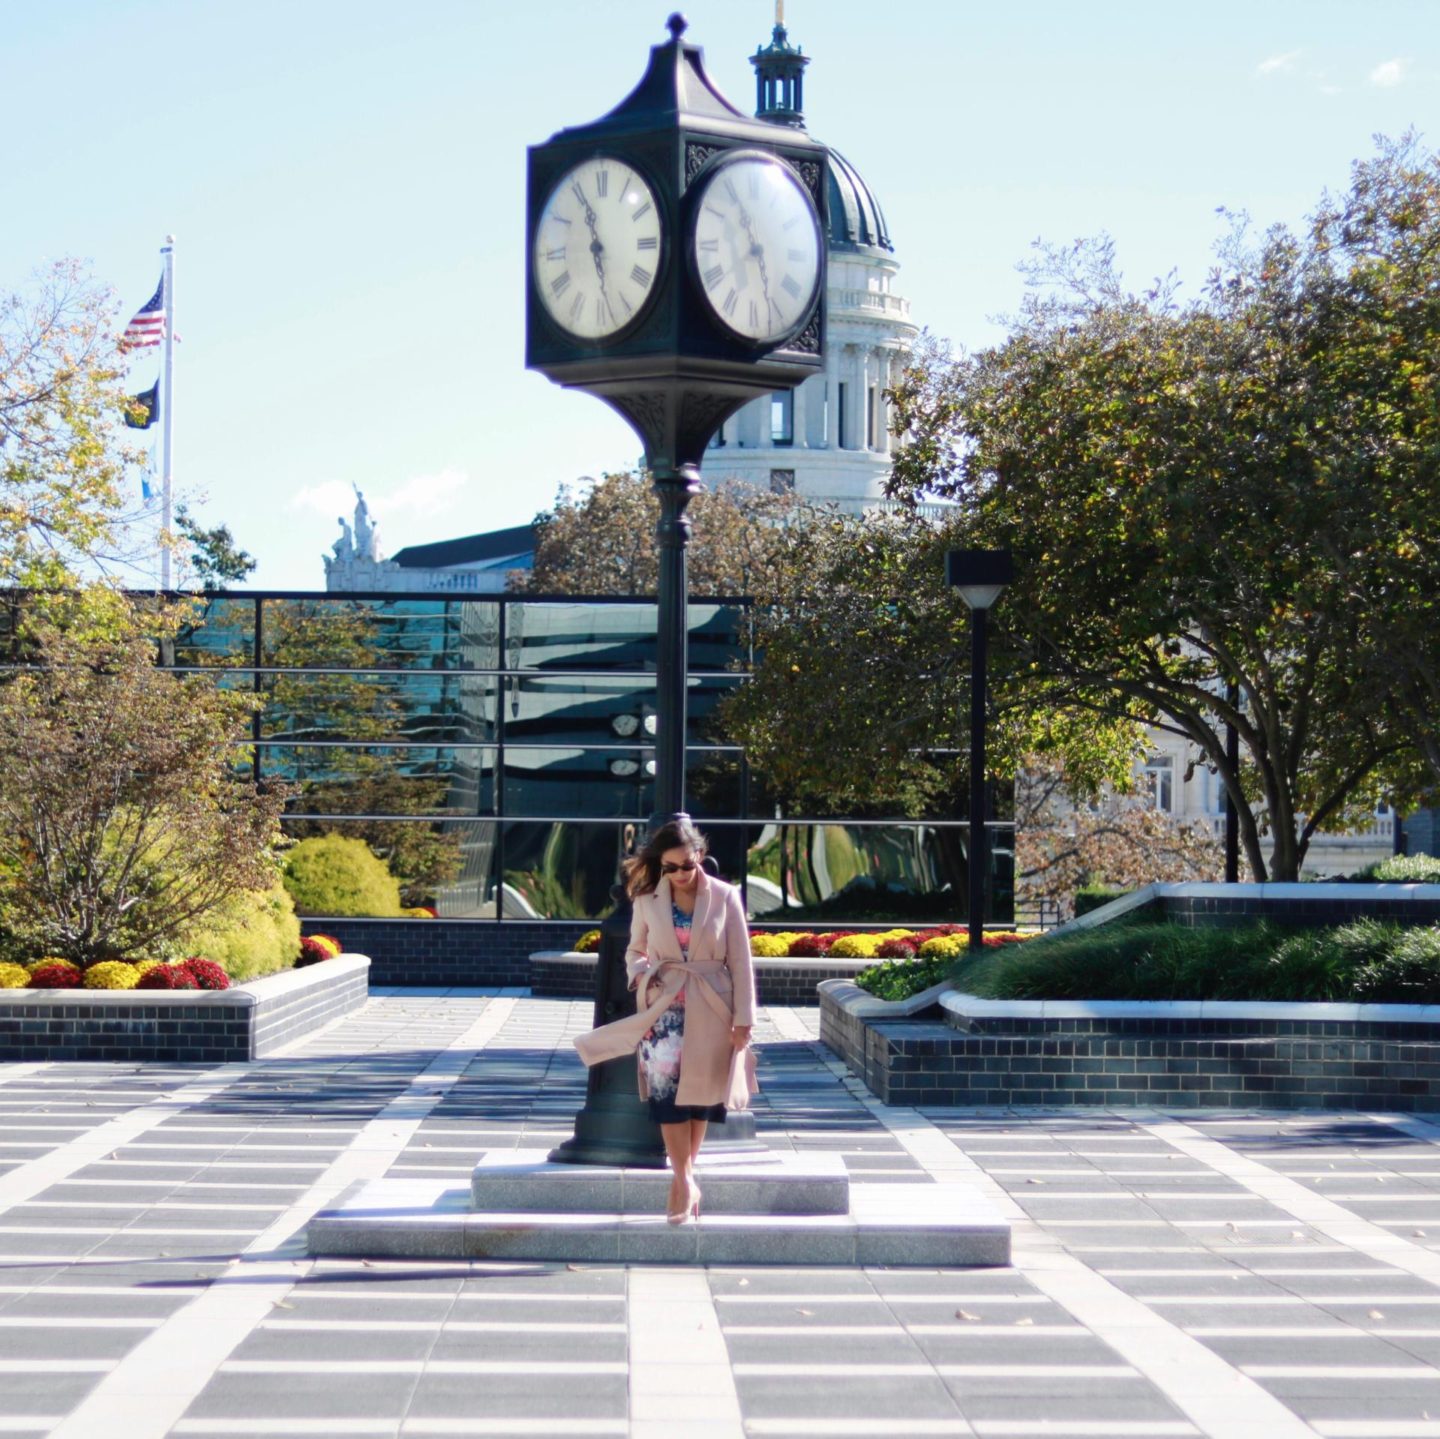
top-left (0, 954), bottom-right (371, 1063)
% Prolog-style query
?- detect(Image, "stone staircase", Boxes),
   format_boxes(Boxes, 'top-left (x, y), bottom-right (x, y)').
top-left (307, 1148), bottom-right (1010, 1266)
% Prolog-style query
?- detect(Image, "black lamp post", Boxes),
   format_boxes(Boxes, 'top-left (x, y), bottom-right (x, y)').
top-left (529, 15), bottom-right (827, 1166)
top-left (946, 550), bottom-right (1013, 951)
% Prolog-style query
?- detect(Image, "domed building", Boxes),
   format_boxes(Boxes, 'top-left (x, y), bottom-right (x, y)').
top-left (701, 14), bottom-right (918, 512)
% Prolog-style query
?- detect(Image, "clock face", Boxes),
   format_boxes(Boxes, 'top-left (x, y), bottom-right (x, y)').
top-left (691, 155), bottom-right (822, 344)
top-left (534, 159), bottom-right (663, 341)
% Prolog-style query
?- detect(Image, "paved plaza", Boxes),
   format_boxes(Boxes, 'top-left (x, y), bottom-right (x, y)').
top-left (1, 992), bottom-right (1440, 1436)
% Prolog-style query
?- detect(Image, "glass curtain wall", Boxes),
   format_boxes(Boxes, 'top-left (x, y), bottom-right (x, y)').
top-left (95, 592), bottom-right (1012, 924)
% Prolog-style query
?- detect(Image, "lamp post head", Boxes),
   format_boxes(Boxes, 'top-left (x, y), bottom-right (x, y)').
top-left (946, 548), bottom-right (1014, 612)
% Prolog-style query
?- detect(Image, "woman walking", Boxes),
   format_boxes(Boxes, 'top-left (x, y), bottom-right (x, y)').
top-left (573, 816), bottom-right (756, 1225)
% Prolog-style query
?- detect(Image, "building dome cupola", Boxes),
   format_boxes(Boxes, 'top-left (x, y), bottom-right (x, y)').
top-left (751, 3), bottom-right (809, 127)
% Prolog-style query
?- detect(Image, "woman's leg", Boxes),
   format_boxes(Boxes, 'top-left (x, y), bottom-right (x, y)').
top-left (688, 1118), bottom-right (708, 1168)
top-left (661, 1122), bottom-right (692, 1216)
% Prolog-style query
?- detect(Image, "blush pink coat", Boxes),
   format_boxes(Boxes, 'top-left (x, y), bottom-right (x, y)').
top-left (572, 870), bottom-right (756, 1108)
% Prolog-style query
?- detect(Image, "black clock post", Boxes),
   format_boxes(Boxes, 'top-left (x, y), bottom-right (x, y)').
top-left (527, 14), bottom-right (828, 1167)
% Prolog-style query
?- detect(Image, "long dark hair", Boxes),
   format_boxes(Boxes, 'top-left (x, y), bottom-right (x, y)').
top-left (622, 816), bottom-right (709, 899)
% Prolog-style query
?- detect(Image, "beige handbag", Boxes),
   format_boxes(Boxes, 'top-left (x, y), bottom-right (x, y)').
top-left (727, 1044), bottom-right (759, 1111)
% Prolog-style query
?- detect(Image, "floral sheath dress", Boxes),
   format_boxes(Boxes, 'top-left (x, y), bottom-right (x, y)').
top-left (637, 901), bottom-right (727, 1125)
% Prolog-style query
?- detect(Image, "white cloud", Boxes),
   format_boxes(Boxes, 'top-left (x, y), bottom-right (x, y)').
top-left (289, 467), bottom-right (469, 522)
top-left (1370, 57), bottom-right (1410, 87)
top-left (1256, 50), bottom-right (1300, 77)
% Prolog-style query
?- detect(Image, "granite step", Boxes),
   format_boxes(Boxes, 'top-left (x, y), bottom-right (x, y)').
top-left (306, 1169), bottom-right (1011, 1268)
top-left (472, 1149), bottom-right (851, 1215)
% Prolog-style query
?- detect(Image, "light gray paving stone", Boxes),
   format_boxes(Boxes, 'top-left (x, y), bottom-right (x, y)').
top-left (403, 1371), bottom-right (629, 1420)
top-left (733, 1372), bottom-right (965, 1420)
top-left (181, 1370), bottom-right (418, 1420)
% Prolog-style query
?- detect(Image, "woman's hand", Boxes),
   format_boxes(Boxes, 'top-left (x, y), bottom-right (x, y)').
top-left (730, 1025), bottom-right (752, 1050)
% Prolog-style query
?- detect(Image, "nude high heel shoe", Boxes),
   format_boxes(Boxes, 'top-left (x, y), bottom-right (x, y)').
top-left (666, 1177), bottom-right (694, 1226)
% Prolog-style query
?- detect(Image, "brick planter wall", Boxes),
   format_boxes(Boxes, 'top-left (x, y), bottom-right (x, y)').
top-left (819, 981), bottom-right (1440, 1112)
top-left (530, 951), bottom-right (869, 1005)
top-left (0, 955), bottom-right (370, 1063)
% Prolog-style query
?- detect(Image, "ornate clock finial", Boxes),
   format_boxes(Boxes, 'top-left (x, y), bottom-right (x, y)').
top-left (776, 1), bottom-right (784, 23)
top-left (666, 13), bottom-right (688, 40)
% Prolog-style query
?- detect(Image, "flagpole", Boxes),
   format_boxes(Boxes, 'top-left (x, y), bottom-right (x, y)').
top-left (159, 235), bottom-right (176, 590)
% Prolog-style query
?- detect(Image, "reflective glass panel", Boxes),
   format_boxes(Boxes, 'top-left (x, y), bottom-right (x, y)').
top-left (278, 815), bottom-right (498, 917)
top-left (503, 747), bottom-right (653, 820)
top-left (265, 745), bottom-right (495, 818)
top-left (502, 674), bottom-right (741, 747)
top-left (509, 602), bottom-right (658, 672)
top-left (260, 598), bottom-right (499, 672)
top-left (499, 821), bottom-right (633, 920)
top-left (258, 671), bottom-right (496, 744)
top-left (170, 598), bottom-right (256, 668)
top-left (741, 822), bottom-right (1013, 924)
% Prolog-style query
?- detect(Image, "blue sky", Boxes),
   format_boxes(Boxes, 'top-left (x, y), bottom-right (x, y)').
top-left (5, 1), bottom-right (1437, 588)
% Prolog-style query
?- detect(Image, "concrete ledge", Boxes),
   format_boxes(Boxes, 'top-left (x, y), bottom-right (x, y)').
top-left (0, 954), bottom-right (370, 1062)
top-left (941, 991), bottom-right (1440, 1026)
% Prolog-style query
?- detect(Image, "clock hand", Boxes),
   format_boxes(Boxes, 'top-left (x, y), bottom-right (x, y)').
top-left (571, 182), bottom-right (609, 292)
top-left (737, 203), bottom-right (772, 308)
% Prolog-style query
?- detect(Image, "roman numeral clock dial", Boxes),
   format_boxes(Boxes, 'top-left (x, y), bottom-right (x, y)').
top-left (690, 154), bottom-right (821, 345)
top-left (534, 160), bottom-right (663, 340)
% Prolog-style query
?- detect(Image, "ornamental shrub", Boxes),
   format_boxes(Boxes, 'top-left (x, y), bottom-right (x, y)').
top-left (573, 930), bottom-right (602, 954)
top-left (828, 933), bottom-right (882, 959)
top-left (917, 935), bottom-right (966, 959)
top-left (1354, 855), bottom-right (1440, 885)
top-left (138, 964), bottom-right (199, 990)
top-left (84, 961), bottom-right (140, 990)
top-left (0, 962), bottom-right (30, 989)
top-left (28, 962), bottom-right (82, 989)
top-left (282, 835), bottom-right (403, 918)
top-left (177, 880), bottom-right (301, 983)
top-left (749, 933), bottom-right (791, 957)
top-left (133, 959), bottom-right (164, 976)
top-left (180, 958), bottom-right (230, 990)
top-left (28, 956), bottom-right (79, 973)
top-left (855, 954), bottom-right (953, 1002)
top-left (787, 933), bottom-right (829, 957)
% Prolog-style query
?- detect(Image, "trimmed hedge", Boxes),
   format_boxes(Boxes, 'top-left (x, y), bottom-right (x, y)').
top-left (951, 918), bottom-right (1440, 1005)
top-left (1353, 854), bottom-right (1440, 885)
top-left (283, 835), bottom-right (403, 918)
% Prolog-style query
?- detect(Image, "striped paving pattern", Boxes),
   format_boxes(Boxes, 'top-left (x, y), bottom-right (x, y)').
top-left (0, 993), bottom-right (1438, 1435)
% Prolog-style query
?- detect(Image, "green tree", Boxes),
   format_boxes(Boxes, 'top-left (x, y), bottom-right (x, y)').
top-left (173, 504), bottom-right (257, 589)
top-left (516, 469), bottom-right (811, 596)
top-left (885, 138), bottom-right (1440, 880)
top-left (0, 262), bottom-right (150, 588)
top-left (0, 590), bottom-right (289, 963)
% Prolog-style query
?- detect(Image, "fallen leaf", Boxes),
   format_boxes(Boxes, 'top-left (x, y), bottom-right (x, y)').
top-left (1014, 1317), bottom-right (1034, 1327)
top-left (1415, 1231), bottom-right (1428, 1239)
top-left (361, 1260), bottom-right (375, 1268)
top-left (1026, 1178), bottom-right (1043, 1185)
top-left (796, 1308), bottom-right (814, 1317)
top-left (738, 1278), bottom-right (749, 1287)
top-left (956, 1309), bottom-right (981, 1322)
top-left (1369, 1309), bottom-right (1385, 1321)
top-left (272, 1299), bottom-right (294, 1310)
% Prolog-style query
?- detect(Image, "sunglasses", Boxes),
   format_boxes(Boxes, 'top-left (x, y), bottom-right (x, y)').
top-left (661, 860), bottom-right (698, 875)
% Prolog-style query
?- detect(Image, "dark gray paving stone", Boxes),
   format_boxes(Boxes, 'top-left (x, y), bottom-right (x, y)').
top-left (427, 1329), bottom-right (626, 1363)
top-left (941, 1371), bottom-right (1150, 1400)
top-left (0, 1372), bottom-right (107, 1405)
top-left (733, 1373), bottom-right (963, 1420)
top-left (0, 1326), bottom-right (152, 1360)
top-left (723, 1331), bottom-right (922, 1365)
top-left (184, 1371), bottom-right (418, 1420)
top-left (910, 1332), bottom-right (1127, 1366)
top-left (954, 1392), bottom-right (1192, 1423)
top-left (403, 1372), bottom-right (627, 1420)
top-left (232, 1326), bottom-right (440, 1363)
top-left (710, 1270), bottom-right (876, 1296)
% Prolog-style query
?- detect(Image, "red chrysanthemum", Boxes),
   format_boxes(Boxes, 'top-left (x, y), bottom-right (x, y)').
top-left (875, 938), bottom-right (918, 959)
top-left (179, 958), bottom-right (230, 990)
top-left (27, 962), bottom-right (82, 989)
top-left (782, 933), bottom-right (823, 957)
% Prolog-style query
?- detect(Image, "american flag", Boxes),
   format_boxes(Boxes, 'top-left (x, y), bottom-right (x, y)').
top-left (120, 275), bottom-right (166, 350)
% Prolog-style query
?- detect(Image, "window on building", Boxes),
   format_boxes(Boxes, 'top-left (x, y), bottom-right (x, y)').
top-left (837, 383), bottom-right (849, 450)
top-left (1142, 754), bottom-right (1174, 813)
top-left (707, 419), bottom-right (725, 449)
top-left (769, 469), bottom-right (795, 495)
top-left (866, 386), bottom-right (878, 448)
top-left (771, 391), bottom-right (794, 447)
